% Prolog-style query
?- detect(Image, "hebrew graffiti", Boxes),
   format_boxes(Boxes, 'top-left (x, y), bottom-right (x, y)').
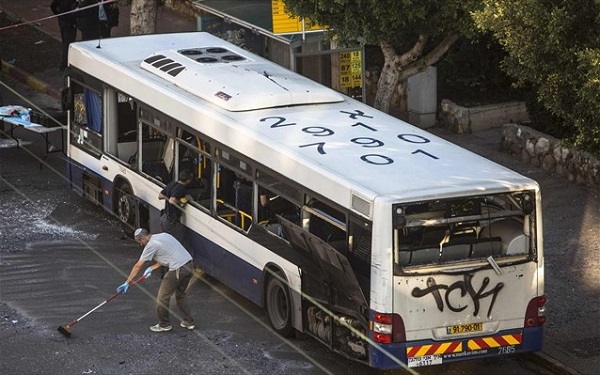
top-left (411, 274), bottom-right (504, 317)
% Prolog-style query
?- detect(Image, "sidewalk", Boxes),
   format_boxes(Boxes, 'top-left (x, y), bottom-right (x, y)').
top-left (0, 2), bottom-right (592, 375)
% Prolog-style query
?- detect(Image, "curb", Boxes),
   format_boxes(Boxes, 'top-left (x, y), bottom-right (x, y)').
top-left (527, 347), bottom-right (582, 375)
top-left (1, 59), bottom-right (61, 101)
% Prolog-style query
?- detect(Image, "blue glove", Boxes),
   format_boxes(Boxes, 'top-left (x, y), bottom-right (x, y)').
top-left (143, 267), bottom-right (153, 278)
top-left (117, 282), bottom-right (129, 294)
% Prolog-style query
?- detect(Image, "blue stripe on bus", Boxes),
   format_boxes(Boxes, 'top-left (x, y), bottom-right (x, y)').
top-left (188, 228), bottom-right (263, 306)
top-left (369, 326), bottom-right (543, 369)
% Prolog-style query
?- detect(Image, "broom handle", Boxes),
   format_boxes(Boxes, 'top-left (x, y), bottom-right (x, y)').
top-left (71, 274), bottom-right (148, 324)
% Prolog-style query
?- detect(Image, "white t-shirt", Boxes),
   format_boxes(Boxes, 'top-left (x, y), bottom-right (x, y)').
top-left (139, 233), bottom-right (192, 271)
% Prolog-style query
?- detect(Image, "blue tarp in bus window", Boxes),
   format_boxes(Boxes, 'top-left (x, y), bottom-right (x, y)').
top-left (84, 88), bottom-right (102, 133)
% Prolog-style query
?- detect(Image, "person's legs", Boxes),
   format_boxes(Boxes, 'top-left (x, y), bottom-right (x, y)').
top-left (175, 264), bottom-right (194, 324)
top-left (59, 26), bottom-right (76, 70)
top-left (99, 21), bottom-right (111, 38)
top-left (156, 271), bottom-right (178, 327)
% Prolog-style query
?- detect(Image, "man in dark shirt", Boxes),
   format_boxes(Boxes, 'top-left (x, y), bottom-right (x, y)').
top-left (158, 169), bottom-right (192, 245)
top-left (50, 0), bottom-right (77, 70)
top-left (75, 0), bottom-right (119, 41)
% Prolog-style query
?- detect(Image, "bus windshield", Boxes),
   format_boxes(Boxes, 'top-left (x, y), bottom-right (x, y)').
top-left (394, 190), bottom-right (537, 270)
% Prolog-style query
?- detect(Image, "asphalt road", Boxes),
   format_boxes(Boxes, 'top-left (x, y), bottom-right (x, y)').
top-left (1, 73), bottom-right (598, 374)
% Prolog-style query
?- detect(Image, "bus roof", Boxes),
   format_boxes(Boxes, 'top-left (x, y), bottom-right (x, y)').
top-left (68, 33), bottom-right (538, 217)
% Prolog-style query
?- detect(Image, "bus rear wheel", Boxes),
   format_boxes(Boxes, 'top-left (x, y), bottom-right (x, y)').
top-left (116, 182), bottom-right (136, 236)
top-left (265, 274), bottom-right (294, 337)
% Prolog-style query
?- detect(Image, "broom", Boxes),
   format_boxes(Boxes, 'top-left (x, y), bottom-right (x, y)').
top-left (57, 274), bottom-right (148, 337)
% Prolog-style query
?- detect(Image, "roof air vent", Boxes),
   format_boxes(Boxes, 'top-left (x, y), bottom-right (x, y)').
top-left (180, 49), bottom-right (203, 56)
top-left (153, 58), bottom-right (175, 68)
top-left (196, 57), bottom-right (219, 63)
top-left (177, 47), bottom-right (247, 64)
top-left (206, 47), bottom-right (227, 53)
top-left (144, 54), bottom-right (166, 64)
top-left (222, 55), bottom-right (245, 61)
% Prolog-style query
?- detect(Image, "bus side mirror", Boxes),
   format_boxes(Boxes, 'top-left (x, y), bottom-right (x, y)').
top-left (522, 193), bottom-right (533, 215)
top-left (393, 208), bottom-right (406, 228)
top-left (61, 87), bottom-right (73, 112)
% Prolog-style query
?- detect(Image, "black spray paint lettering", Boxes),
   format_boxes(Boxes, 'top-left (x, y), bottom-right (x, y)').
top-left (411, 274), bottom-right (504, 317)
top-left (340, 109), bottom-right (374, 120)
top-left (259, 113), bottom-right (439, 162)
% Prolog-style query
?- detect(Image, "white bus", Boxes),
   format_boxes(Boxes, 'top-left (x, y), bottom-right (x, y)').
top-left (63, 32), bottom-right (545, 369)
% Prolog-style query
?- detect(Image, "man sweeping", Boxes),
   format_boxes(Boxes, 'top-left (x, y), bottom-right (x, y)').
top-left (117, 228), bottom-right (195, 332)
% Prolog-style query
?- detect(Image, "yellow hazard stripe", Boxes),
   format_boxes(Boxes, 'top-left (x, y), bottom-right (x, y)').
top-left (415, 345), bottom-right (431, 357)
top-left (408, 342), bottom-right (463, 357)
top-left (504, 335), bottom-right (521, 345)
top-left (468, 340), bottom-right (482, 350)
top-left (483, 337), bottom-right (501, 347)
top-left (467, 333), bottom-right (523, 351)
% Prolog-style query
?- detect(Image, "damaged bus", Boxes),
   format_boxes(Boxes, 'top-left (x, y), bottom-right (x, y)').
top-left (62, 32), bottom-right (545, 369)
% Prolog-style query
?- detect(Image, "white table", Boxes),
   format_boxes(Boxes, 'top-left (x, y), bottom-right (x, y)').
top-left (1, 114), bottom-right (64, 158)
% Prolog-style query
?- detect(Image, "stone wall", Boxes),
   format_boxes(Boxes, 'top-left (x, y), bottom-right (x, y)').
top-left (501, 124), bottom-right (600, 190)
top-left (439, 99), bottom-right (529, 133)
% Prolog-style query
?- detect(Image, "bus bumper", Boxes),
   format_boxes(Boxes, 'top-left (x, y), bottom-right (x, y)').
top-left (369, 327), bottom-right (544, 369)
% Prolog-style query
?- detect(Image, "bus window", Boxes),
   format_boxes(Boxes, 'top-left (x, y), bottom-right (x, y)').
top-left (70, 81), bottom-right (102, 157)
top-left (106, 91), bottom-right (137, 164)
top-left (139, 123), bottom-right (171, 184)
top-left (255, 169), bottom-right (302, 225)
top-left (179, 132), bottom-right (211, 180)
top-left (304, 198), bottom-right (347, 252)
top-left (216, 164), bottom-right (253, 230)
top-left (177, 131), bottom-right (211, 210)
top-left (394, 192), bottom-right (535, 269)
top-left (116, 95), bottom-right (137, 141)
top-left (255, 185), bottom-right (300, 237)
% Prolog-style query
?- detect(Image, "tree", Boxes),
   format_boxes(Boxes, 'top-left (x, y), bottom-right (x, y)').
top-left (473, 0), bottom-right (600, 154)
top-left (122, 0), bottom-right (159, 35)
top-left (283, 0), bottom-right (481, 113)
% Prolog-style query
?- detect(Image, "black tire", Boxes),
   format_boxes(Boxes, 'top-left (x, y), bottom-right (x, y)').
top-left (265, 274), bottom-right (294, 337)
top-left (115, 182), bottom-right (136, 237)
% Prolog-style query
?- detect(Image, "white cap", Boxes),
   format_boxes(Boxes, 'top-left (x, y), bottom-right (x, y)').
top-left (134, 228), bottom-right (149, 241)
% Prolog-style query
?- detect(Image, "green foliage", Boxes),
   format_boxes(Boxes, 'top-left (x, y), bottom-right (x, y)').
top-left (283, 0), bottom-right (481, 49)
top-left (437, 35), bottom-right (528, 106)
top-left (473, 0), bottom-right (600, 156)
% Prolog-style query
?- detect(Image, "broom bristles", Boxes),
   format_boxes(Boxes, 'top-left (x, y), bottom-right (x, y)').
top-left (57, 325), bottom-right (72, 337)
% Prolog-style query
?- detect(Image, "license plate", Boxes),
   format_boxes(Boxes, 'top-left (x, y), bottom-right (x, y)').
top-left (408, 354), bottom-right (442, 368)
top-left (446, 323), bottom-right (483, 334)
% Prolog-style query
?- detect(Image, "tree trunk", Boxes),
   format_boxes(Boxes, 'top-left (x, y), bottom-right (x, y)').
top-left (392, 81), bottom-right (407, 114)
top-left (373, 33), bottom-right (460, 115)
top-left (130, 0), bottom-right (158, 35)
top-left (373, 42), bottom-right (401, 113)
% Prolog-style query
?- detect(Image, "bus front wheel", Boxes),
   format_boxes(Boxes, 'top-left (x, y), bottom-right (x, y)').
top-left (116, 182), bottom-right (136, 236)
top-left (265, 274), bottom-right (294, 338)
